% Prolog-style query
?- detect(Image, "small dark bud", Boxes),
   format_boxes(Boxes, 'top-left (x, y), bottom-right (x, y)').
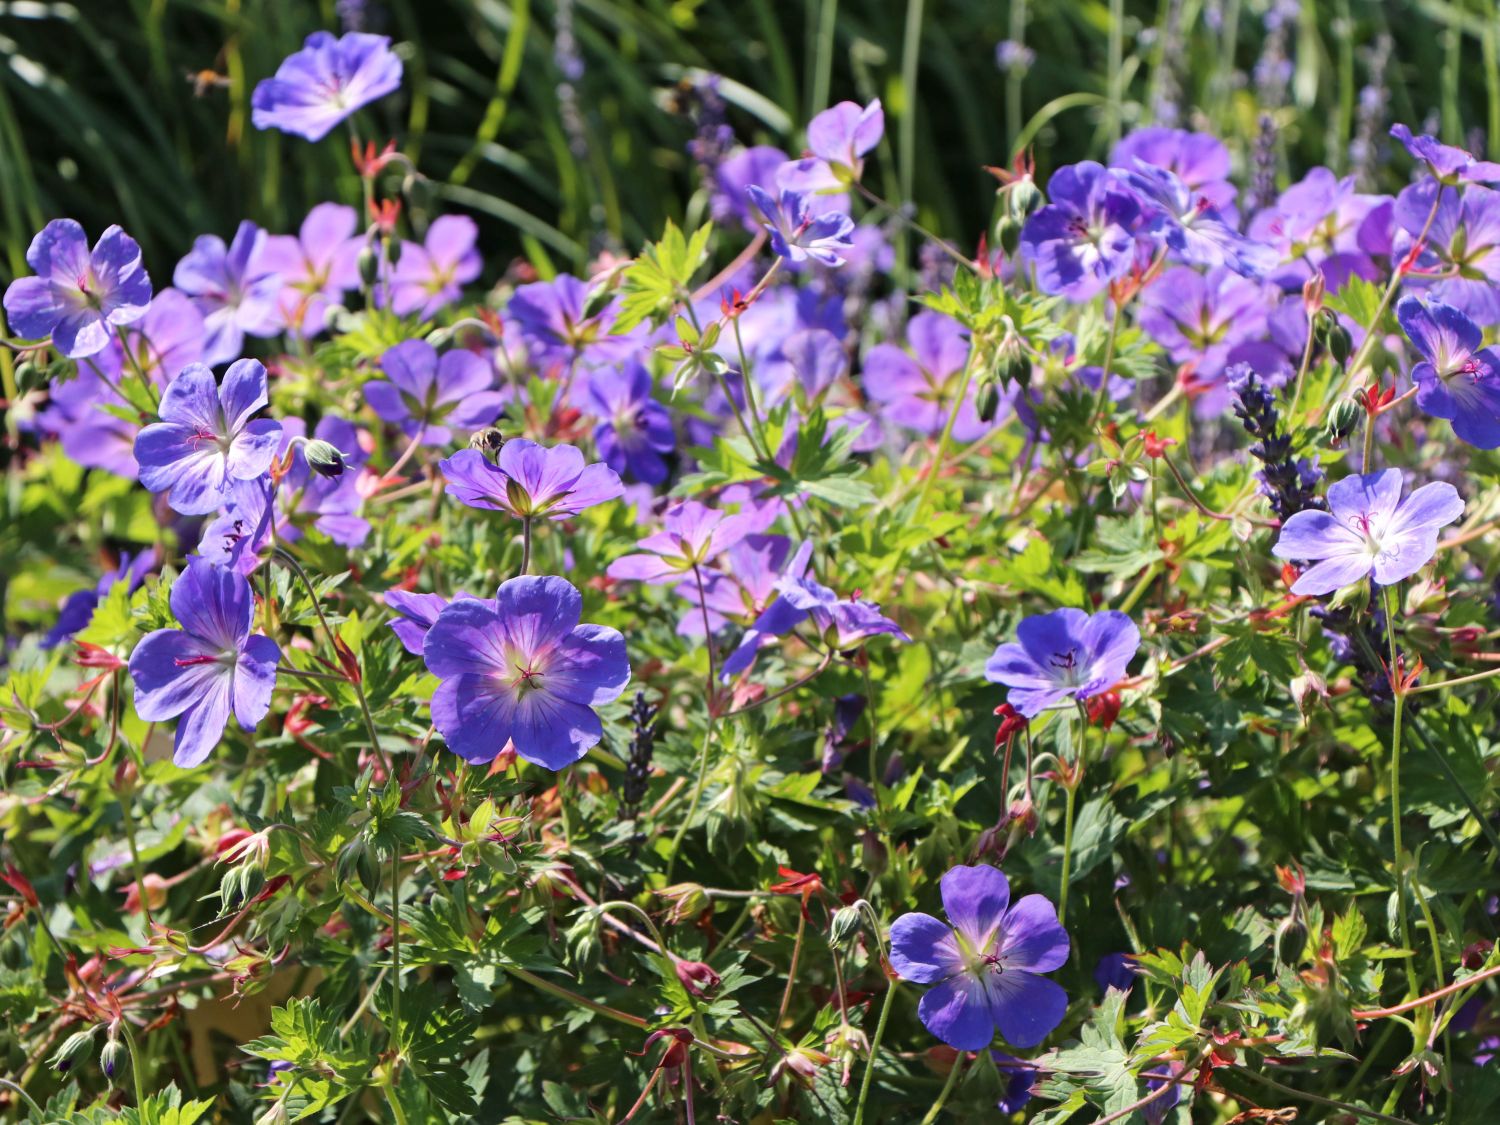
top-left (13, 359), bottom-right (40, 393)
top-left (1313, 307), bottom-right (1339, 344)
top-left (385, 238), bottom-right (404, 267)
top-left (1327, 323), bottom-right (1353, 365)
top-left (357, 246), bottom-right (380, 287)
top-left (469, 426), bottom-right (506, 458)
top-left (1275, 914), bottom-right (1309, 968)
top-left (995, 214), bottom-right (1022, 257)
top-left (975, 378), bottom-right (1001, 423)
top-left (303, 439), bottom-right (347, 479)
top-left (1007, 179), bottom-right (1044, 219)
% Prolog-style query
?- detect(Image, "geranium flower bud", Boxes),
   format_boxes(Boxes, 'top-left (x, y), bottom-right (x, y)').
top-left (51, 1027), bottom-right (98, 1073)
top-left (995, 213), bottom-right (1022, 257)
top-left (673, 959), bottom-right (721, 996)
top-left (1325, 398), bottom-right (1362, 446)
top-left (657, 882), bottom-right (709, 925)
top-left (1007, 178), bottom-right (1044, 219)
top-left (357, 245), bottom-right (380, 287)
top-left (303, 438), bottom-right (347, 478)
top-left (829, 905), bottom-right (862, 948)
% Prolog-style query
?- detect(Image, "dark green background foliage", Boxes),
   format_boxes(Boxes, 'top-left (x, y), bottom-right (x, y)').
top-left (0, 0), bottom-right (1492, 282)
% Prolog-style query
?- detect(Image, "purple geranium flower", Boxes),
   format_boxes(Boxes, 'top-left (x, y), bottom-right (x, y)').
top-left (1272, 470), bottom-right (1464, 596)
top-left (991, 1052), bottom-right (1037, 1115)
top-left (1020, 162), bottom-right (1142, 300)
top-left (1110, 127), bottom-right (1237, 213)
top-left (863, 311), bottom-right (987, 439)
top-left (507, 275), bottom-right (639, 374)
top-left (984, 608), bottom-right (1140, 718)
top-left (580, 362), bottom-right (675, 485)
top-left (1390, 124), bottom-right (1500, 185)
top-left (805, 98), bottom-right (884, 182)
top-left (1122, 162), bottom-right (1278, 279)
top-left (1397, 296), bottom-right (1500, 448)
top-left (174, 222), bottom-right (283, 364)
top-left (387, 216), bottom-right (483, 320)
top-left (714, 145), bottom-right (789, 230)
top-left (889, 864), bottom-right (1069, 1050)
top-left (1139, 265), bottom-right (1268, 376)
top-left (1094, 952), bottom-right (1138, 993)
top-left (366, 339), bottom-right (507, 446)
top-left (439, 439), bottom-right (623, 518)
top-left (720, 572), bottom-right (908, 678)
top-left (606, 501), bottom-right (755, 585)
top-left (127, 559), bottom-right (280, 768)
top-left (385, 589), bottom-right (474, 655)
top-left (1393, 180), bottom-right (1500, 323)
top-left (42, 550), bottom-right (156, 650)
top-left (746, 185), bottom-right (856, 267)
top-left (421, 575), bottom-right (630, 768)
top-left (260, 203), bottom-right (363, 335)
top-left (134, 359), bottom-right (283, 515)
top-left (3, 219), bottom-right (152, 358)
top-left (251, 31), bottom-right (403, 142)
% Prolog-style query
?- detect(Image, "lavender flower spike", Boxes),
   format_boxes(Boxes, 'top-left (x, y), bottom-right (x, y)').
top-left (3, 219), bottom-right (152, 358)
top-left (128, 559), bottom-right (280, 768)
top-left (890, 864), bottom-right (1070, 1049)
top-left (1272, 470), bottom-right (1464, 596)
top-left (251, 31), bottom-right (404, 142)
top-left (134, 359), bottom-right (283, 515)
top-left (421, 575), bottom-right (630, 769)
top-left (985, 608), bottom-right (1140, 717)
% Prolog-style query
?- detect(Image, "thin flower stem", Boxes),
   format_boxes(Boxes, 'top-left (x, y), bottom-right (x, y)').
top-left (273, 549), bottom-right (385, 765)
top-left (120, 771), bottom-right (155, 931)
top-left (853, 181), bottom-right (970, 267)
top-left (503, 965), bottom-right (647, 1029)
top-left (722, 652), bottom-right (832, 717)
top-left (390, 847), bottom-right (402, 1059)
top-left (1140, 381), bottom-right (1184, 422)
top-left (1230, 1065), bottom-right (1418, 1125)
top-left (665, 564), bottom-right (721, 882)
top-left (918, 1053), bottom-right (963, 1125)
top-left (1338, 186), bottom-right (1444, 400)
top-left (382, 428), bottom-right (426, 485)
top-left (1057, 780), bottom-right (1079, 926)
top-left (121, 1022), bottom-right (148, 1109)
top-left (520, 515), bottom-right (532, 576)
top-left (1362, 407), bottom-right (1379, 472)
top-left (1382, 583), bottom-right (1421, 1000)
top-left (852, 977), bottom-right (899, 1125)
top-left (112, 325), bottom-right (160, 409)
top-left (1089, 301), bottom-right (1125, 432)
top-left (1353, 961), bottom-right (1500, 1019)
top-left (1407, 663), bottom-right (1500, 694)
top-left (1286, 300), bottom-right (1320, 421)
top-left (777, 909), bottom-right (807, 1028)
top-left (276, 664), bottom-right (345, 683)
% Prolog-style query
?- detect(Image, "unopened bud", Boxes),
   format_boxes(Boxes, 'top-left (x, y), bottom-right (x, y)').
top-left (830, 905), bottom-right (862, 948)
top-left (975, 378), bottom-right (1000, 423)
top-left (657, 882), bottom-right (709, 926)
top-left (304, 439), bottom-right (347, 479)
top-left (1007, 179), bottom-right (1044, 219)
top-left (52, 1027), bottom-right (98, 1073)
top-left (1325, 398), bottom-right (1362, 446)
top-left (1313, 307), bottom-right (1339, 344)
top-left (673, 959), bottom-right (721, 997)
top-left (425, 326), bottom-right (454, 350)
top-left (996, 214), bottom-right (1022, 257)
top-left (385, 239), bottom-right (404, 268)
top-left (1275, 913), bottom-right (1309, 968)
top-left (1327, 323), bottom-right (1352, 365)
top-left (13, 359), bottom-right (40, 393)
top-left (357, 246), bottom-right (380, 288)
top-left (101, 1032), bottom-right (125, 1082)
top-left (1302, 271), bottom-right (1325, 315)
